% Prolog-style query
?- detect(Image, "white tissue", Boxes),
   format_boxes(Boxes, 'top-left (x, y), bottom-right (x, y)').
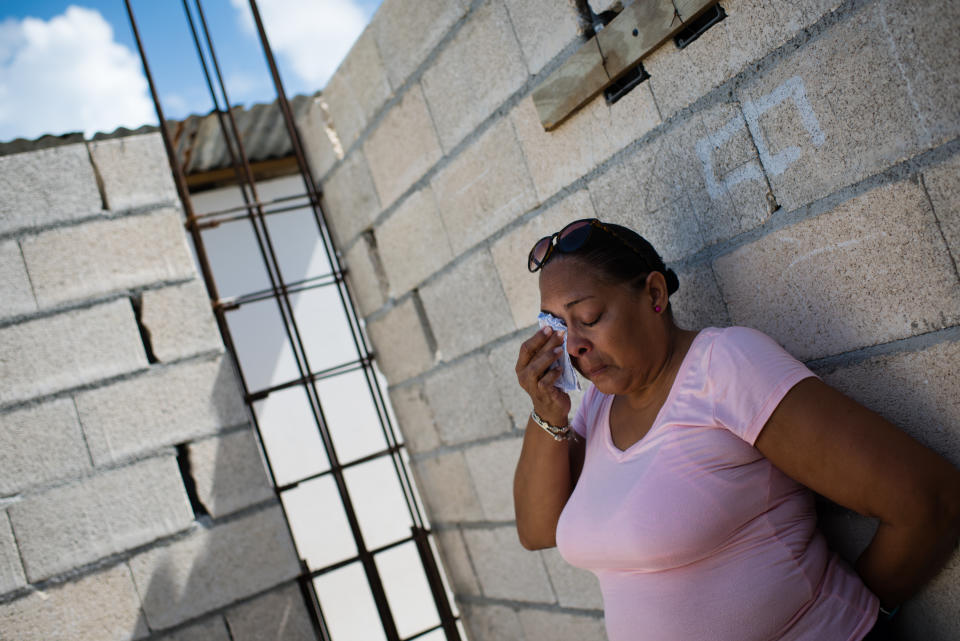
top-left (537, 312), bottom-right (581, 393)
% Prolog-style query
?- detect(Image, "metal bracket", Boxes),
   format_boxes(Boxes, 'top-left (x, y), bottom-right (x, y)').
top-left (674, 4), bottom-right (726, 49)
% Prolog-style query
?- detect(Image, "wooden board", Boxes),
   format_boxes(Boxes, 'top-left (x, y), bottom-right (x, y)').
top-left (533, 0), bottom-right (718, 130)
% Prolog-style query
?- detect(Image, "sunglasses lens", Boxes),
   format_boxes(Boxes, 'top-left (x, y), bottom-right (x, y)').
top-left (556, 220), bottom-right (593, 252)
top-left (528, 236), bottom-right (552, 271)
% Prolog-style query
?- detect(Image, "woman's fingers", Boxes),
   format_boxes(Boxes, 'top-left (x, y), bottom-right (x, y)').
top-left (517, 330), bottom-right (564, 384)
top-left (516, 326), bottom-right (554, 371)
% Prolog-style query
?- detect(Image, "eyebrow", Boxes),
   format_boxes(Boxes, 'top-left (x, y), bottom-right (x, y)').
top-left (564, 295), bottom-right (596, 309)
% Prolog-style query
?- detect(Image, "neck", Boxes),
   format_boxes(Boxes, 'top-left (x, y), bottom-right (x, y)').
top-left (621, 321), bottom-right (689, 411)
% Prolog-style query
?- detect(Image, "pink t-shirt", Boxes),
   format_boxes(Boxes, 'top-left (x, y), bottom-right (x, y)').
top-left (556, 327), bottom-right (878, 641)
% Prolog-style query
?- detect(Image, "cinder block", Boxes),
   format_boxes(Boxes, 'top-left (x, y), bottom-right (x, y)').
top-left (363, 84), bottom-right (443, 209)
top-left (323, 30), bottom-right (393, 151)
top-left (294, 94), bottom-right (340, 179)
top-left (645, 0), bottom-right (842, 119)
top-left (734, 4), bottom-right (928, 212)
top-left (154, 616), bottom-right (231, 641)
top-left (343, 234), bottom-right (387, 316)
top-left (423, 353), bottom-right (512, 445)
top-left (504, 0), bottom-right (581, 74)
top-left (225, 582), bottom-right (316, 641)
top-left (410, 452), bottom-right (483, 522)
top-left (0, 564), bottom-right (149, 641)
top-left (817, 339), bottom-right (960, 468)
top-left (540, 548), bottom-right (603, 610)
top-left (188, 429), bottom-right (273, 519)
top-left (486, 334), bottom-right (534, 430)
top-left (0, 299), bottom-right (147, 406)
top-left (895, 546), bottom-right (960, 641)
top-left (421, 1), bottom-right (528, 153)
top-left (462, 603), bottom-right (525, 641)
top-left (462, 526), bottom-right (554, 602)
top-left (376, 187), bottom-right (453, 297)
top-left (490, 190), bottom-right (595, 329)
top-left (463, 436), bottom-right (522, 521)
top-left (923, 154), bottom-right (960, 267)
top-left (669, 263), bottom-right (730, 330)
top-left (435, 527), bottom-right (481, 596)
top-left (21, 209), bottom-right (197, 308)
top-left (366, 297), bottom-right (436, 383)
top-left (0, 511), bottom-right (26, 595)
top-left (320, 150), bottom-right (380, 247)
top-left (388, 383), bottom-right (441, 453)
top-left (0, 143), bottom-right (102, 235)
top-left (510, 80), bottom-right (659, 202)
top-left (370, 0), bottom-right (471, 89)
top-left (420, 250), bottom-right (515, 359)
top-left (88, 133), bottom-right (178, 211)
top-left (129, 505), bottom-right (299, 630)
top-left (518, 608), bottom-right (607, 641)
top-left (9, 455), bottom-right (193, 581)
top-left (0, 240), bottom-right (36, 318)
top-left (76, 356), bottom-right (248, 465)
top-left (714, 180), bottom-right (960, 361)
top-left (431, 119), bottom-right (537, 255)
top-left (140, 280), bottom-right (222, 362)
top-left (0, 399), bottom-right (91, 495)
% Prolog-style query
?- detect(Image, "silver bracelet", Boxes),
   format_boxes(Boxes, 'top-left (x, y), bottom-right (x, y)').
top-left (530, 409), bottom-right (573, 441)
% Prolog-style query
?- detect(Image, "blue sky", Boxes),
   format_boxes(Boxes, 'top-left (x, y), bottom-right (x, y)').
top-left (0, 0), bottom-right (381, 141)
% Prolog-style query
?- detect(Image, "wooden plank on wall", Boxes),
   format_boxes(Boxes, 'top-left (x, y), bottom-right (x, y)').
top-left (533, 0), bottom-right (718, 130)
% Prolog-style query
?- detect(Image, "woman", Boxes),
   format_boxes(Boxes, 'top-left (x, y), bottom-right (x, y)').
top-left (513, 219), bottom-right (960, 641)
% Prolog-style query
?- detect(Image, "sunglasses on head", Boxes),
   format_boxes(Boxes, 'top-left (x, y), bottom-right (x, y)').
top-left (527, 218), bottom-right (645, 273)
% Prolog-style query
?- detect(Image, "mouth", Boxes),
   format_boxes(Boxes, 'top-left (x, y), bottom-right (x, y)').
top-left (575, 360), bottom-right (608, 378)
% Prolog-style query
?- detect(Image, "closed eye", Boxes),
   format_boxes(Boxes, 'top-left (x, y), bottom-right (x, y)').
top-left (583, 315), bottom-right (602, 327)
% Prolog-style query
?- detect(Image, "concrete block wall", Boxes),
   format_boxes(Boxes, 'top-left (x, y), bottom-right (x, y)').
top-left (0, 133), bottom-right (313, 641)
top-left (311, 0), bottom-right (960, 639)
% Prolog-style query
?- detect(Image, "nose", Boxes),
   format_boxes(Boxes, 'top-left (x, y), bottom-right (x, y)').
top-left (566, 328), bottom-right (591, 357)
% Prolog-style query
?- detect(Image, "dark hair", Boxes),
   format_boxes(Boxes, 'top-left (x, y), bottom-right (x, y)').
top-left (552, 221), bottom-right (680, 296)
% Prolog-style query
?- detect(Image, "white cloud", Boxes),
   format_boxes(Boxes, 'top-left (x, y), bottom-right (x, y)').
top-left (230, 0), bottom-right (369, 92)
top-left (0, 6), bottom-right (155, 141)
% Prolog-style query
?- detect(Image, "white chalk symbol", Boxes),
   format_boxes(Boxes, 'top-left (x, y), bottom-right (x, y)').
top-left (697, 76), bottom-right (825, 199)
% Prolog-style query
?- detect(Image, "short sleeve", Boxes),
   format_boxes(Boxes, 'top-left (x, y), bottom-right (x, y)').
top-left (708, 327), bottom-right (817, 444)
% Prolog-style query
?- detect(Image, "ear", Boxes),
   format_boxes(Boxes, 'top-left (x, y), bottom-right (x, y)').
top-left (645, 272), bottom-right (669, 312)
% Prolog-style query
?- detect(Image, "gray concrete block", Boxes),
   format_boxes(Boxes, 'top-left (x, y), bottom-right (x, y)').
top-left (154, 616), bottom-right (231, 641)
top-left (462, 603), bottom-right (525, 641)
top-left (435, 527), bottom-right (480, 596)
top-left (817, 339), bottom-right (960, 468)
top-left (424, 354), bottom-right (512, 446)
top-left (490, 190), bottom-right (595, 329)
top-left (462, 526), bottom-right (554, 602)
top-left (431, 119), bottom-right (537, 255)
top-left (0, 239), bottom-right (36, 318)
top-left (923, 154), bottom-right (960, 269)
top-left (344, 234), bottom-right (387, 316)
top-left (540, 548), bottom-right (603, 610)
top-left (320, 150), bottom-right (380, 247)
top-left (88, 133), bottom-right (178, 211)
top-left (421, 0), bottom-right (529, 153)
top-left (0, 399), bottom-right (91, 495)
top-left (388, 383), bottom-right (441, 454)
top-left (410, 452), bottom-right (483, 522)
top-left (376, 187), bottom-right (453, 298)
top-left (0, 511), bottom-right (26, 595)
top-left (734, 4), bottom-right (928, 212)
top-left (129, 505), bottom-right (299, 630)
top-left (669, 263), bottom-right (730, 331)
top-left (363, 84), bottom-right (443, 209)
top-left (76, 356), bottom-right (248, 465)
top-left (463, 436), bottom-right (522, 521)
top-left (714, 179), bottom-right (960, 361)
top-left (9, 455), bottom-right (193, 581)
top-left (486, 334), bottom-right (534, 430)
top-left (420, 250), bottom-right (515, 360)
top-left (21, 209), bottom-right (197, 308)
top-left (0, 143), bottom-right (102, 235)
top-left (510, 81), bottom-right (660, 202)
top-left (896, 546), bottom-right (960, 641)
top-left (504, 0), bottom-right (581, 74)
top-left (294, 94), bottom-right (340, 180)
top-left (225, 582), bottom-right (316, 641)
top-left (0, 564), bottom-right (149, 641)
top-left (366, 297), bottom-right (436, 383)
top-left (188, 429), bottom-right (273, 519)
top-left (370, 0), bottom-right (471, 89)
top-left (0, 299), bottom-right (147, 406)
top-left (518, 608), bottom-right (607, 641)
top-left (323, 30), bottom-right (393, 151)
top-left (140, 280), bottom-right (222, 362)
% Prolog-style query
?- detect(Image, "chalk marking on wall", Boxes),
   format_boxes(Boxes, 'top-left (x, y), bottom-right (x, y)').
top-left (784, 233), bottom-right (887, 271)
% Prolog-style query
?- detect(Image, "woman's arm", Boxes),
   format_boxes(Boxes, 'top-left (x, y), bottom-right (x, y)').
top-left (513, 326), bottom-right (586, 550)
top-left (756, 377), bottom-right (960, 607)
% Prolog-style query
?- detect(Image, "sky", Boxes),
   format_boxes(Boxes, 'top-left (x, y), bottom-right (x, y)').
top-left (0, 0), bottom-right (382, 142)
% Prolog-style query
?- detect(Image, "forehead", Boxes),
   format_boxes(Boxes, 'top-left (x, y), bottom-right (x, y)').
top-left (538, 258), bottom-right (612, 308)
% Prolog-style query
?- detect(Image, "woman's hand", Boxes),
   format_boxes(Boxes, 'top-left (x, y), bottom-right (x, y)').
top-left (515, 325), bottom-right (571, 426)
